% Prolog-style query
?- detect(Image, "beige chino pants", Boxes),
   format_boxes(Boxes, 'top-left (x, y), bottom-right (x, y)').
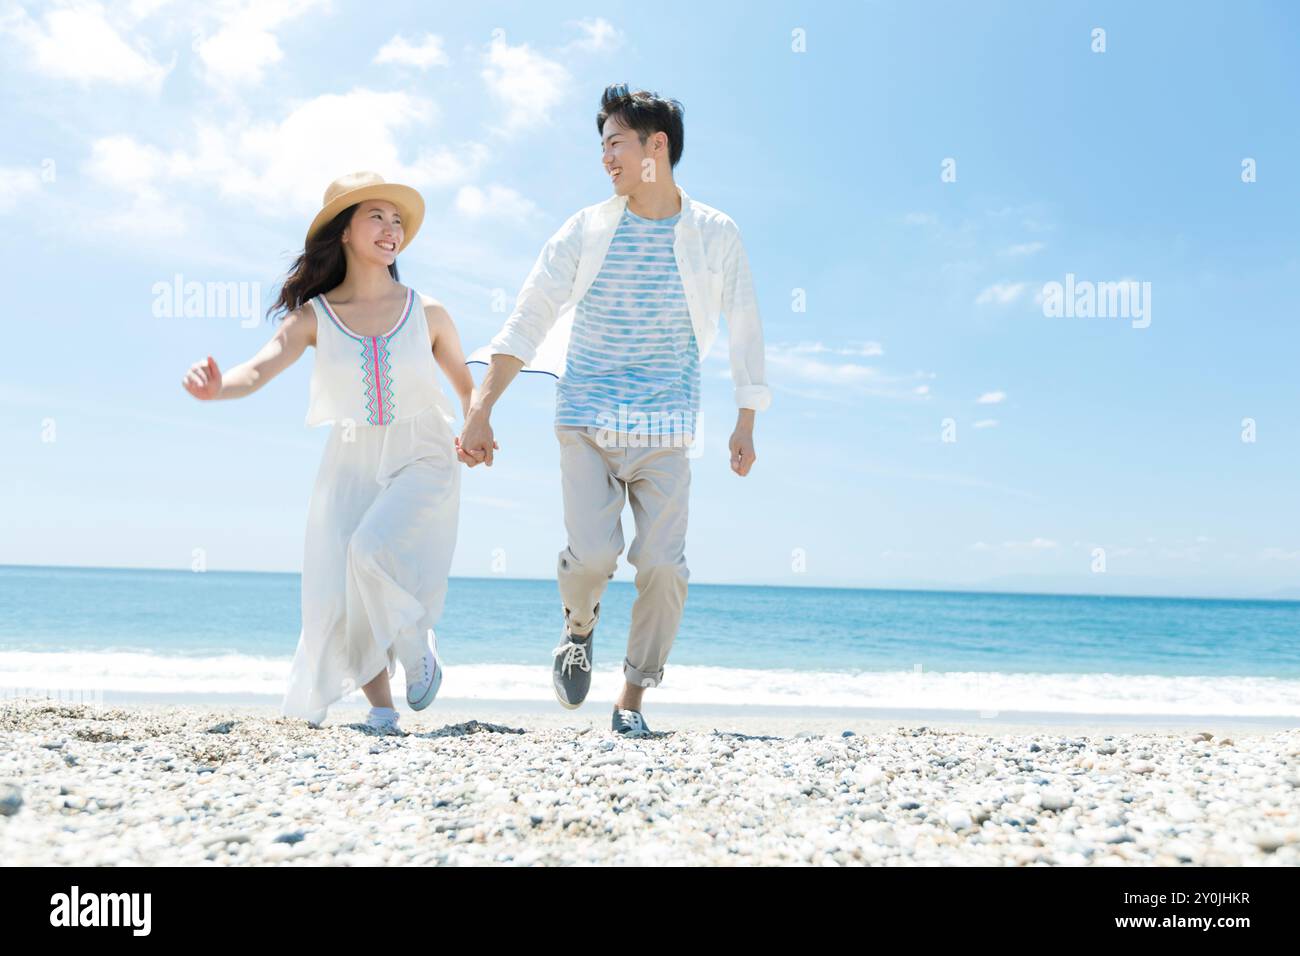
top-left (554, 425), bottom-right (691, 688)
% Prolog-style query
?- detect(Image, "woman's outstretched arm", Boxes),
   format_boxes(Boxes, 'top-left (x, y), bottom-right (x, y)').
top-left (182, 305), bottom-right (316, 401)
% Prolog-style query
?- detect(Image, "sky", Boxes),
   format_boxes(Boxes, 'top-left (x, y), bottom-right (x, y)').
top-left (1, 0), bottom-right (1298, 599)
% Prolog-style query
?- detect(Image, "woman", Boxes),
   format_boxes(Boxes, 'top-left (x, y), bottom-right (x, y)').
top-left (182, 171), bottom-right (478, 733)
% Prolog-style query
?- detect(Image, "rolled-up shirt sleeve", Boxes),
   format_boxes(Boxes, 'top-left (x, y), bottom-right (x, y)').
top-left (488, 210), bottom-right (584, 365)
top-left (721, 224), bottom-right (772, 412)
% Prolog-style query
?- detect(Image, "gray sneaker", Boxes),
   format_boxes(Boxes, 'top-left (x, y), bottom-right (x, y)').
top-left (611, 705), bottom-right (651, 738)
top-left (552, 603), bottom-right (598, 709)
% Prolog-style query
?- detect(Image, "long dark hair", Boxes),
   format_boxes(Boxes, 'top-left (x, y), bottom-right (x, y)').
top-left (267, 203), bottom-right (400, 321)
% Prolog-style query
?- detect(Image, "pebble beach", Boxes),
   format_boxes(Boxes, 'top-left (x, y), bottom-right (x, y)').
top-left (1, 699), bottom-right (1297, 866)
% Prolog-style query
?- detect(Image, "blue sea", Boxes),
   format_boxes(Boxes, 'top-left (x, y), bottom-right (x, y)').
top-left (1, 564), bottom-right (1298, 718)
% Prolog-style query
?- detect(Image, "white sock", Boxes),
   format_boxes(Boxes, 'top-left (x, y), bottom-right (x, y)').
top-left (369, 706), bottom-right (398, 718)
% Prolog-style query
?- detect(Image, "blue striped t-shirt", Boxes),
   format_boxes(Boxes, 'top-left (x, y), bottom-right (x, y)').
top-left (555, 207), bottom-right (700, 437)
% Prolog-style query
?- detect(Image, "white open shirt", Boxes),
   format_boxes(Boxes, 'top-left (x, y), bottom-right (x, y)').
top-left (467, 184), bottom-right (772, 412)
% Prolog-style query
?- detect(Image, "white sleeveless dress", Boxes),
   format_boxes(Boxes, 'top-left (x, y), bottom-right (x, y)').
top-left (280, 286), bottom-right (461, 725)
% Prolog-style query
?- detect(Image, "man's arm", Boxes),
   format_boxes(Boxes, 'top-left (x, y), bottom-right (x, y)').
top-left (485, 208), bottom-right (584, 367)
top-left (458, 210), bottom-right (584, 467)
top-left (721, 224), bottom-right (770, 476)
top-left (458, 354), bottom-right (523, 466)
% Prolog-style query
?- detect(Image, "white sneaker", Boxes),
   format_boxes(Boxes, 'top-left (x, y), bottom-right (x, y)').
top-left (365, 706), bottom-right (403, 734)
top-left (404, 631), bottom-right (443, 711)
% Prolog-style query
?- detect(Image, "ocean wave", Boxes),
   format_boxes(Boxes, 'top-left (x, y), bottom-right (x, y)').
top-left (2, 651), bottom-right (1299, 716)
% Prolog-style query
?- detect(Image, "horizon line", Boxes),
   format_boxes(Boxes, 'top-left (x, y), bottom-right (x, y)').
top-left (1, 561), bottom-right (1296, 606)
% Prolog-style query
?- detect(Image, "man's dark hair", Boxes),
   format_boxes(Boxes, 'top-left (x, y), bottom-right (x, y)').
top-left (596, 84), bottom-right (685, 168)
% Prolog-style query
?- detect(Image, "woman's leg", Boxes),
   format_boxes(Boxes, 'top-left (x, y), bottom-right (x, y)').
top-left (345, 454), bottom-right (459, 694)
top-left (362, 668), bottom-right (394, 708)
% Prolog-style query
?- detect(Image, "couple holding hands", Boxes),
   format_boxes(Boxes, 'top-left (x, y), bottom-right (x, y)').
top-left (182, 84), bottom-right (771, 737)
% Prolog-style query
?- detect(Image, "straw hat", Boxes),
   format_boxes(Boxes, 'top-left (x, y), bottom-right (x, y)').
top-left (305, 171), bottom-right (425, 252)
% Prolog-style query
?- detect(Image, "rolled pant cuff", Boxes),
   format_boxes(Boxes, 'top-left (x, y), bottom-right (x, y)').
top-left (624, 659), bottom-right (664, 688)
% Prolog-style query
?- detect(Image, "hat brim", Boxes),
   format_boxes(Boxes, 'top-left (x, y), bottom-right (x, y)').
top-left (305, 183), bottom-right (425, 253)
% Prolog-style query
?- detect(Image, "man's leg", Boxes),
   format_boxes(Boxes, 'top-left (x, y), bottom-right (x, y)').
top-left (618, 440), bottom-right (691, 711)
top-left (555, 426), bottom-right (626, 635)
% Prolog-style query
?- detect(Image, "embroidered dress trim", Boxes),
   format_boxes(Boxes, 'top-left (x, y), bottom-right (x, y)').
top-left (358, 335), bottom-right (396, 425)
top-left (317, 288), bottom-right (415, 426)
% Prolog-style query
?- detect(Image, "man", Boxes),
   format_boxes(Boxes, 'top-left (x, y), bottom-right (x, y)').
top-left (459, 83), bottom-right (771, 737)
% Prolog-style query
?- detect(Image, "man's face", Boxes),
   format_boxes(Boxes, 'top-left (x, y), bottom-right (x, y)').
top-left (600, 114), bottom-right (652, 195)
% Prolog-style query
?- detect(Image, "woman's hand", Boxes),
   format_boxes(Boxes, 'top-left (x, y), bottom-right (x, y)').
top-left (182, 356), bottom-right (222, 400)
top-left (455, 434), bottom-right (498, 467)
top-left (458, 406), bottom-right (500, 467)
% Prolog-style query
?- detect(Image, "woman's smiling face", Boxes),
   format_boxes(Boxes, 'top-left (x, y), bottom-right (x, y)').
top-left (342, 200), bottom-right (405, 265)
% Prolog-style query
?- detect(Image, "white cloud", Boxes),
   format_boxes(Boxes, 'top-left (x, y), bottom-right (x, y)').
top-left (914, 385), bottom-right (930, 396)
top-left (763, 341), bottom-right (932, 398)
top-left (1261, 547), bottom-right (1300, 562)
top-left (482, 33), bottom-right (570, 134)
top-left (985, 202), bottom-right (1055, 234)
top-left (82, 135), bottom-right (191, 236)
top-left (1001, 241), bottom-right (1045, 257)
top-left (1, 2), bottom-right (172, 90)
top-left (194, 22), bottom-right (278, 88)
top-left (0, 165), bottom-right (45, 213)
top-left (185, 90), bottom-right (440, 208)
top-left (773, 340), bottom-right (883, 358)
top-left (972, 419), bottom-right (999, 429)
top-left (375, 32), bottom-right (449, 69)
top-left (975, 282), bottom-right (1026, 306)
top-left (85, 134), bottom-right (169, 195)
top-left (127, 0), bottom-right (176, 16)
top-left (454, 184), bottom-right (539, 222)
top-left (565, 17), bottom-right (623, 53)
top-left (193, 0), bottom-right (326, 90)
top-left (970, 536), bottom-right (1065, 553)
top-left (1002, 537), bottom-right (1058, 550)
top-left (903, 212), bottom-right (936, 226)
top-left (976, 391), bottom-right (1006, 404)
top-left (767, 351), bottom-right (877, 386)
top-left (85, 89), bottom-right (487, 220)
